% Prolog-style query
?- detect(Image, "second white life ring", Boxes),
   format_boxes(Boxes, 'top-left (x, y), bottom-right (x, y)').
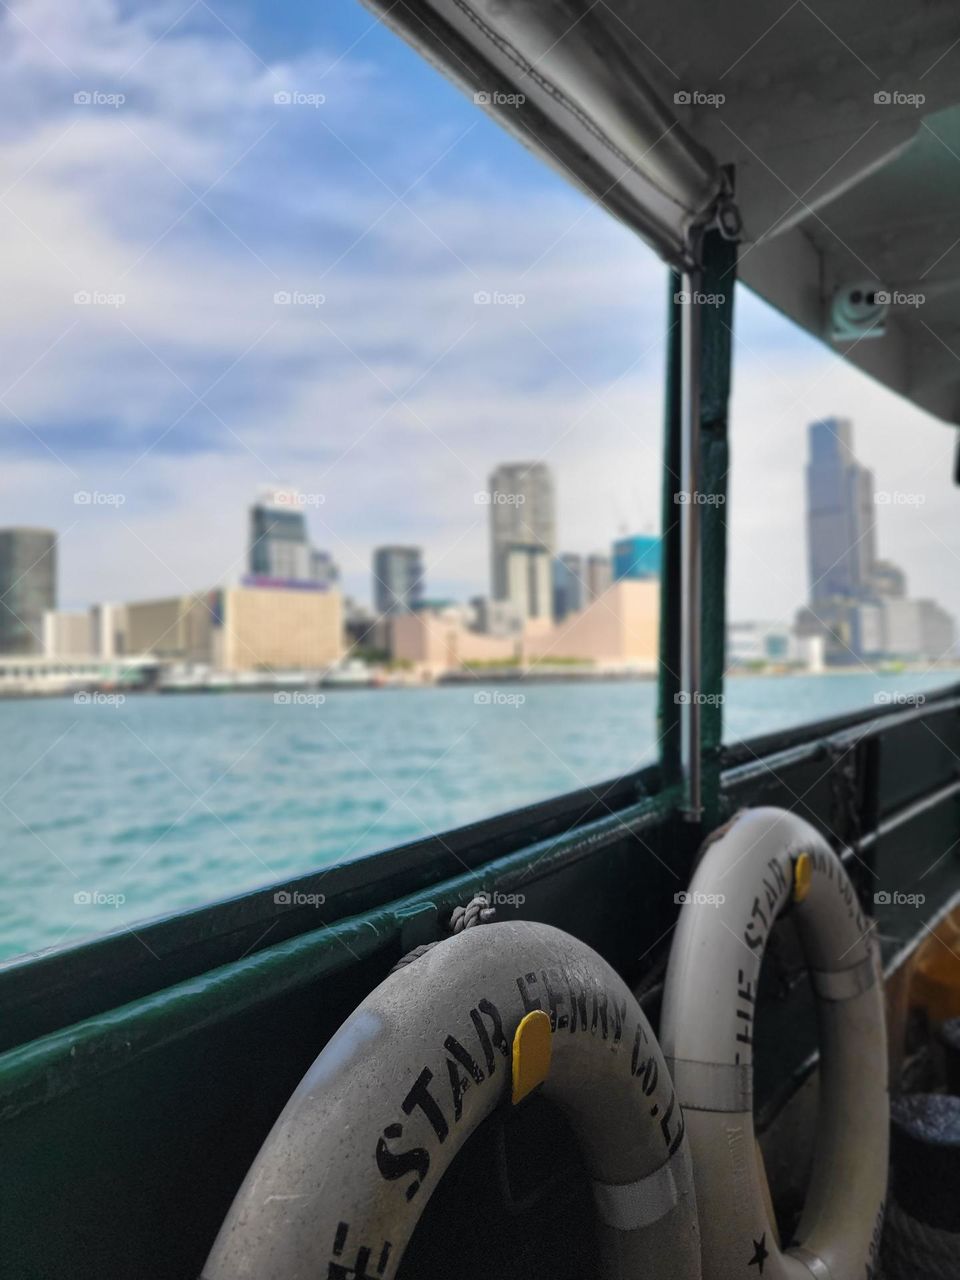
top-left (660, 806), bottom-right (888, 1280)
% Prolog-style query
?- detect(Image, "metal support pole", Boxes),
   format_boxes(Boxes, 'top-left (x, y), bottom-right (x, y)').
top-left (679, 246), bottom-right (703, 820)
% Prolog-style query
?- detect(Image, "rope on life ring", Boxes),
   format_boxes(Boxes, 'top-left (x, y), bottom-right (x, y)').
top-left (203, 920), bottom-right (703, 1280)
top-left (661, 806), bottom-right (888, 1280)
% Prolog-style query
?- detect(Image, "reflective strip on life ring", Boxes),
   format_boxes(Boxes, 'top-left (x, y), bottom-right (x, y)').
top-left (660, 807), bottom-right (888, 1280)
top-left (203, 920), bottom-right (702, 1280)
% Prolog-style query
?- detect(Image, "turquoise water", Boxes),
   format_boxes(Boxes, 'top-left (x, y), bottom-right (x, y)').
top-left (0, 671), bottom-right (955, 962)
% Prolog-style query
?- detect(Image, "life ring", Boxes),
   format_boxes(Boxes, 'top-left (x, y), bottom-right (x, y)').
top-left (660, 807), bottom-right (888, 1279)
top-left (203, 920), bottom-right (702, 1280)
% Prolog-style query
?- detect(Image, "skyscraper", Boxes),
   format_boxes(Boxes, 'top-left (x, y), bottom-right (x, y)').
top-left (249, 489), bottom-right (312, 582)
top-left (488, 463), bottom-right (556, 604)
top-left (373, 546), bottom-right (424, 615)
top-left (806, 419), bottom-right (876, 603)
top-left (247, 488), bottom-right (336, 587)
top-left (0, 528), bottom-right (57, 655)
top-left (553, 553), bottom-right (584, 621)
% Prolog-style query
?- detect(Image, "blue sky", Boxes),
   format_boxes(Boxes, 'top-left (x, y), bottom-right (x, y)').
top-left (0, 0), bottom-right (957, 628)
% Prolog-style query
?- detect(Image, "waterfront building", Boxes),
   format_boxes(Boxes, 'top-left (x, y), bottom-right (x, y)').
top-left (525, 580), bottom-right (658, 669)
top-left (613, 534), bottom-right (661, 582)
top-left (0, 528), bottom-right (56, 655)
top-left (391, 580), bottom-right (659, 677)
top-left (473, 597), bottom-right (525, 637)
top-left (373, 546), bottom-right (424, 615)
top-left (215, 586), bottom-right (342, 672)
top-left (727, 621), bottom-right (796, 668)
top-left (90, 603), bottom-right (128, 658)
top-left (124, 593), bottom-right (217, 663)
top-left (124, 585), bottom-right (342, 672)
top-left (880, 598), bottom-right (955, 661)
top-left (42, 610), bottom-right (92, 660)
top-left (852, 603), bottom-right (886, 660)
top-left (489, 462), bottom-right (556, 602)
top-left (585, 553), bottom-right (612, 601)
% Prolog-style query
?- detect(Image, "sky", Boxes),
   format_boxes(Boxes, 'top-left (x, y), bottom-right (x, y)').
top-left (0, 0), bottom-right (957, 630)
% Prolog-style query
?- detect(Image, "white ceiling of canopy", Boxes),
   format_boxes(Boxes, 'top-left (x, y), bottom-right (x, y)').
top-left (362, 0), bottom-right (960, 426)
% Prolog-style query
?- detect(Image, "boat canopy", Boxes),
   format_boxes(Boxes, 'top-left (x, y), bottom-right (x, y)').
top-left (363, 0), bottom-right (960, 427)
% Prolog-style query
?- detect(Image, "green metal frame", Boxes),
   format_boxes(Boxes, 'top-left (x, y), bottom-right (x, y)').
top-left (658, 223), bottom-right (737, 828)
top-left (0, 689), bottom-right (958, 1278)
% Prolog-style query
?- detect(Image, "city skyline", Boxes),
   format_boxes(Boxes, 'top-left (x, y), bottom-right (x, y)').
top-left (8, 417), bottom-right (958, 655)
top-left (6, 424), bottom-right (955, 676)
top-left (1, 5), bottom-right (958, 633)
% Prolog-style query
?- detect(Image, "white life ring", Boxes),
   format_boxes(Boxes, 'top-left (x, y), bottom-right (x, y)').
top-left (661, 807), bottom-right (888, 1280)
top-left (203, 920), bottom-right (702, 1280)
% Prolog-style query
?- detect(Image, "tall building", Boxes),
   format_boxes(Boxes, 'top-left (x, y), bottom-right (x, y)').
top-left (613, 534), bottom-right (661, 582)
top-left (248, 488), bottom-right (336, 587)
top-left (553, 553), bottom-right (584, 621)
top-left (249, 489), bottom-right (312, 583)
top-left (802, 419), bottom-right (956, 663)
top-left (586, 553), bottom-right (612, 601)
top-left (373, 546), bottom-right (424, 615)
top-left (489, 463), bottom-right (556, 603)
top-left (806, 419), bottom-right (876, 603)
top-left (0, 528), bottom-right (57, 655)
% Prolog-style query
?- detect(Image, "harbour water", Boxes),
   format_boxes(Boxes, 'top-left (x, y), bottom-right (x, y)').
top-left (0, 670), bottom-right (954, 962)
